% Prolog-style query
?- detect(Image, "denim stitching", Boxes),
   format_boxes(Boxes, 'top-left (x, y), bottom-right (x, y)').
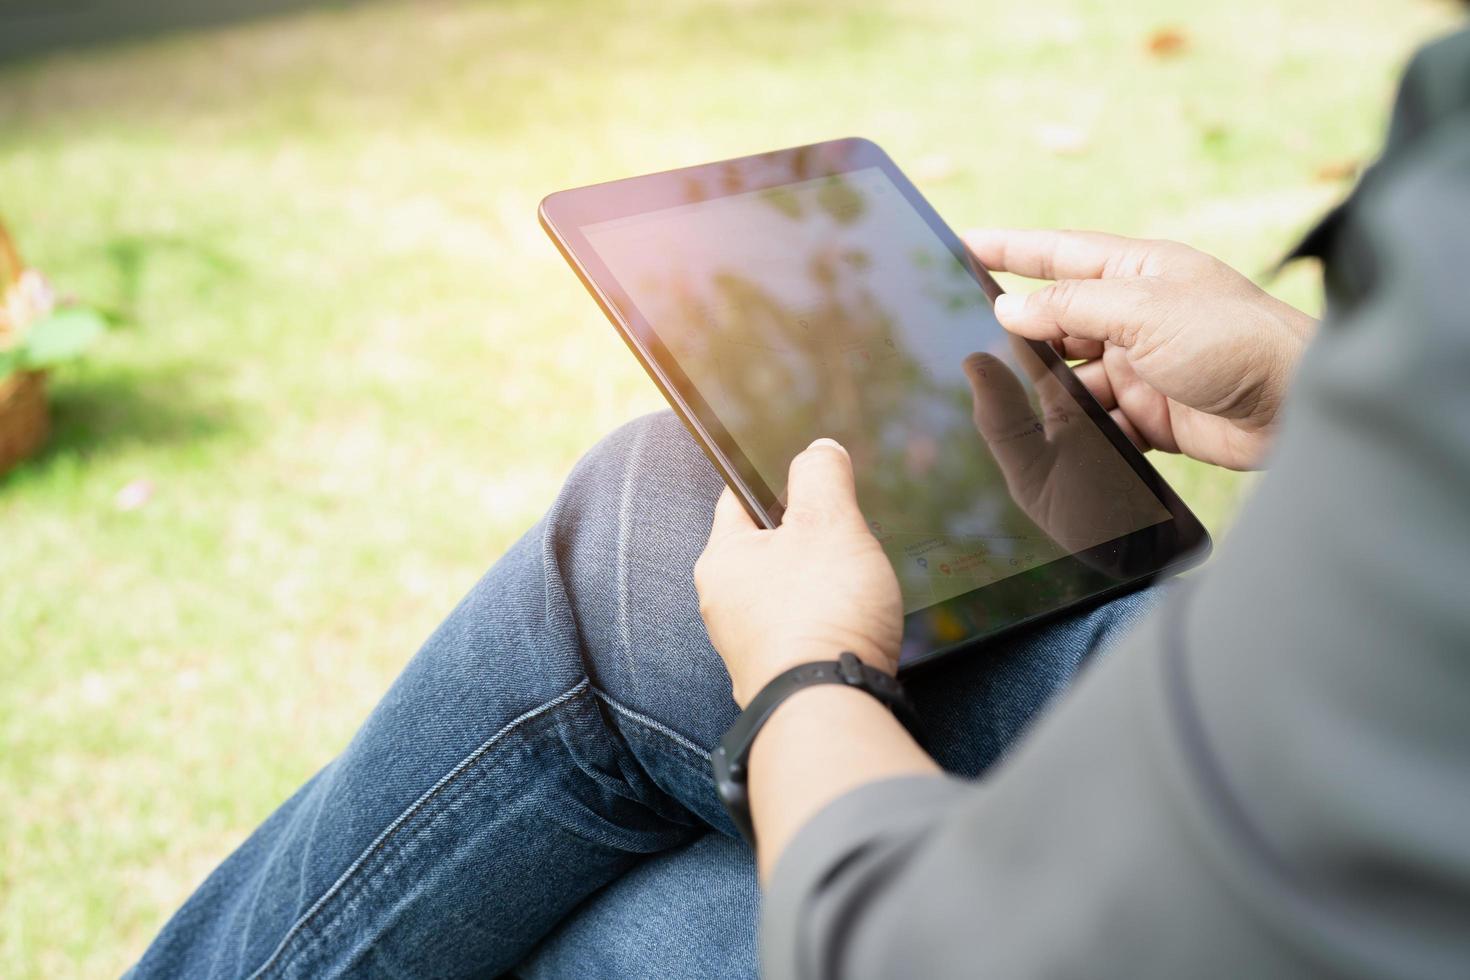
top-left (291, 716), bottom-right (569, 973)
top-left (272, 683), bottom-right (700, 976)
top-left (288, 695), bottom-right (642, 974)
top-left (592, 687), bottom-right (711, 763)
top-left (246, 678), bottom-right (593, 980)
top-left (614, 423), bottom-right (647, 673)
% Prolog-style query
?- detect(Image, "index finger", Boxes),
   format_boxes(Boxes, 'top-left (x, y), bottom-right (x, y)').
top-left (964, 229), bottom-right (1147, 282)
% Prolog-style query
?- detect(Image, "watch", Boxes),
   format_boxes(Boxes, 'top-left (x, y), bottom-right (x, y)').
top-left (711, 651), bottom-right (920, 848)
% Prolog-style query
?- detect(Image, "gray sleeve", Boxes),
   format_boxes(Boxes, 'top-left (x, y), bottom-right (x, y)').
top-left (761, 39), bottom-right (1470, 980)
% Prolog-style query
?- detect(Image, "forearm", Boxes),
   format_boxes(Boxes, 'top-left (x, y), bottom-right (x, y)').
top-left (748, 683), bottom-right (937, 881)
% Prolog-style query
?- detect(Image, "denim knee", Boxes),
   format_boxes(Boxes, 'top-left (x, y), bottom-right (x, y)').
top-left (540, 411), bottom-right (738, 752)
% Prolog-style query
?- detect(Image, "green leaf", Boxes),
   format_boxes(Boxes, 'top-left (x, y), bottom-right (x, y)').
top-left (20, 308), bottom-right (106, 368)
top-left (0, 346), bottom-right (18, 381)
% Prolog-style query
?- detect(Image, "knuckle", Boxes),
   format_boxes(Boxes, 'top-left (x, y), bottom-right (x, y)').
top-left (1044, 279), bottom-right (1077, 318)
top-left (1129, 282), bottom-right (1176, 343)
top-left (1155, 238), bottom-right (1213, 275)
top-left (779, 505), bottom-right (824, 529)
top-left (695, 582), bottom-right (718, 620)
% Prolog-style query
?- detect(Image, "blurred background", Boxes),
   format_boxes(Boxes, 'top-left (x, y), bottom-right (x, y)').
top-left (0, 0), bottom-right (1461, 974)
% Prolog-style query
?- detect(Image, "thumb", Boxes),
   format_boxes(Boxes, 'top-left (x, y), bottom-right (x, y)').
top-left (992, 278), bottom-right (1151, 348)
top-left (782, 438), bottom-right (863, 527)
top-left (706, 486), bottom-right (758, 549)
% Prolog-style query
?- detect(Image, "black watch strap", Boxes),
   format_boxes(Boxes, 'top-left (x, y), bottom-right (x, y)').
top-left (711, 652), bottom-right (919, 848)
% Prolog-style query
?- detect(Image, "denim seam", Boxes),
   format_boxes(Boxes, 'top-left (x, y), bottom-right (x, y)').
top-left (592, 687), bottom-right (711, 764)
top-left (614, 422), bottom-right (647, 671)
top-left (278, 686), bottom-right (691, 976)
top-left (245, 677), bottom-right (594, 980)
top-left (293, 696), bottom-right (637, 974)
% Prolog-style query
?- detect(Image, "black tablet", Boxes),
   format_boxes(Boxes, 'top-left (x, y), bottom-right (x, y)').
top-left (540, 138), bottom-right (1209, 670)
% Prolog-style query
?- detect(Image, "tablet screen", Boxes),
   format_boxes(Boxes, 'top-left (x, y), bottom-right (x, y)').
top-left (581, 166), bottom-right (1174, 617)
top-left (542, 142), bottom-right (1207, 666)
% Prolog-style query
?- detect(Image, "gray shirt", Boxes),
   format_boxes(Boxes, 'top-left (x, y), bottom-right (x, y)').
top-left (763, 27), bottom-right (1470, 980)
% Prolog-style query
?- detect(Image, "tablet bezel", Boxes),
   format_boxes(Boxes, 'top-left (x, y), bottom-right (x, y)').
top-left (540, 137), bottom-right (1210, 670)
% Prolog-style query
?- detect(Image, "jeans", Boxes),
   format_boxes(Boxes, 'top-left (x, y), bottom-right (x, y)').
top-left (128, 412), bottom-right (1162, 980)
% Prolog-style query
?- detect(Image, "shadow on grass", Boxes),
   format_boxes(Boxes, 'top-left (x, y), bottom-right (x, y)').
top-left (92, 233), bottom-right (242, 330)
top-left (3, 361), bottom-right (240, 483)
top-left (0, 0), bottom-right (371, 65)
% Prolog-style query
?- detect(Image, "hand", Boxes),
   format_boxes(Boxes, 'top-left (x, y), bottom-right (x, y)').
top-left (694, 438), bottom-right (902, 707)
top-left (965, 229), bottom-right (1316, 470)
top-left (961, 337), bottom-right (1168, 550)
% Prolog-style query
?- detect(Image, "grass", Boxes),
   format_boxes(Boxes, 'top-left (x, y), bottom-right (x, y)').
top-left (0, 0), bottom-right (1461, 974)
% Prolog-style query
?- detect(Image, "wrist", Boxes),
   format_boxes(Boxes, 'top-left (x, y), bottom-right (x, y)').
top-left (749, 682), bottom-right (897, 768)
top-left (744, 679), bottom-right (934, 876)
top-left (1257, 302), bottom-right (1316, 425)
top-left (730, 638), bottom-right (898, 707)
top-left (1263, 292), bottom-right (1315, 359)
top-left (713, 651), bottom-right (925, 851)
top-left (1222, 295), bottom-right (1315, 454)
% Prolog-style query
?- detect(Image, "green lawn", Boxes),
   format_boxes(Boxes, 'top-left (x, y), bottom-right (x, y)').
top-left (0, 0), bottom-right (1460, 974)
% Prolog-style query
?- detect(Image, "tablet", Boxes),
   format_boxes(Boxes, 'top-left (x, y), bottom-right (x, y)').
top-left (540, 138), bottom-right (1209, 670)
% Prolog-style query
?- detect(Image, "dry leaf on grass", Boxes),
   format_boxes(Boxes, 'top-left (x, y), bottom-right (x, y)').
top-left (1314, 159), bottom-right (1360, 183)
top-left (1146, 26), bottom-right (1190, 58)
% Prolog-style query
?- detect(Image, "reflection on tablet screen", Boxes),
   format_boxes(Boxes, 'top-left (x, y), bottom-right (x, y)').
top-left (583, 167), bottom-right (1172, 615)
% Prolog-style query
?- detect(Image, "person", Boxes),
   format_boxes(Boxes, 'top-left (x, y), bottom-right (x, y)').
top-left (129, 25), bottom-right (1470, 980)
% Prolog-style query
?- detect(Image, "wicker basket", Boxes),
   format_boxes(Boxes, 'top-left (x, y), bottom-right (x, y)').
top-left (0, 370), bottom-right (49, 476)
top-left (1, 218), bottom-right (51, 477)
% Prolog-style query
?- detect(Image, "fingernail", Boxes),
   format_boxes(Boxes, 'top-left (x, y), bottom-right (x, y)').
top-left (807, 437), bottom-right (847, 453)
top-left (993, 293), bottom-right (1023, 319)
